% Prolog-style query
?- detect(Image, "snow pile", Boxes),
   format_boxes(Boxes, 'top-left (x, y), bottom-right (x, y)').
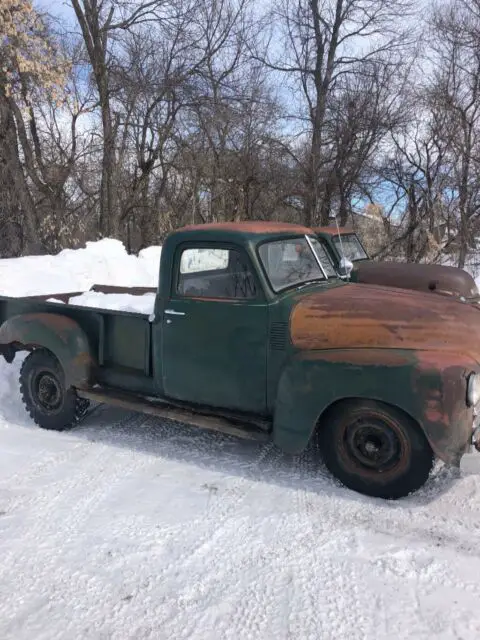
top-left (68, 291), bottom-right (156, 315)
top-left (0, 239), bottom-right (161, 297)
top-left (0, 240), bottom-right (229, 315)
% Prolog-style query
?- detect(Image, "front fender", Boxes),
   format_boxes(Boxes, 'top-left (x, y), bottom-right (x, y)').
top-left (0, 313), bottom-right (95, 389)
top-left (273, 348), bottom-right (476, 464)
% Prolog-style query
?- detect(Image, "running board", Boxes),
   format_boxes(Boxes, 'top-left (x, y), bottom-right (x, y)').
top-left (77, 387), bottom-right (270, 442)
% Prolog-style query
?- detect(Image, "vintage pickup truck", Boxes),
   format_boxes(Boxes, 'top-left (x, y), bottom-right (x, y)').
top-left (1, 221), bottom-right (480, 499)
top-left (315, 226), bottom-right (480, 301)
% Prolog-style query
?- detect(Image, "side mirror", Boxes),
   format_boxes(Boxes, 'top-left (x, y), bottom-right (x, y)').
top-left (338, 257), bottom-right (354, 278)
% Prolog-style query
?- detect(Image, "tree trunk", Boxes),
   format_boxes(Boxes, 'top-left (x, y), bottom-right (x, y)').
top-left (406, 185), bottom-right (418, 263)
top-left (0, 91), bottom-right (38, 250)
top-left (100, 101), bottom-right (119, 237)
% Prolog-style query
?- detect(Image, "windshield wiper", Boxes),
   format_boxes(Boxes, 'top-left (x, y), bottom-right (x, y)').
top-left (295, 279), bottom-right (324, 291)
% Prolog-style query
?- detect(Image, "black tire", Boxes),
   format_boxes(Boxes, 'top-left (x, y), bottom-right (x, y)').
top-left (318, 400), bottom-right (434, 499)
top-left (20, 349), bottom-right (89, 431)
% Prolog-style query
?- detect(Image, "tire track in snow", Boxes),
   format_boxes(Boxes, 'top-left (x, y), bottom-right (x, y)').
top-left (0, 411), bottom-right (178, 635)
top-left (159, 444), bottom-right (328, 640)
top-left (108, 442), bottom-right (287, 639)
top-left (185, 444), bottom-right (288, 640)
top-left (290, 445), bottom-right (338, 639)
top-left (0, 410), bottom-right (147, 584)
top-left (2, 402), bottom-right (480, 639)
top-left (0, 407), bottom-right (136, 514)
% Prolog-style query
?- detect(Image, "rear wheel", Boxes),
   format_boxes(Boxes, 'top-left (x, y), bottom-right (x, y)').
top-left (318, 400), bottom-right (434, 499)
top-left (20, 349), bottom-right (89, 431)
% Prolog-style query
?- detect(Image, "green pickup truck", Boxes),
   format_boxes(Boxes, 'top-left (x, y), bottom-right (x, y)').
top-left (315, 226), bottom-right (480, 302)
top-left (1, 221), bottom-right (480, 499)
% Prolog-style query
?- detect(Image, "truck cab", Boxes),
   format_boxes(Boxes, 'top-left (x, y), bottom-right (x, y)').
top-left (1, 221), bottom-right (480, 500)
top-left (153, 222), bottom-right (338, 414)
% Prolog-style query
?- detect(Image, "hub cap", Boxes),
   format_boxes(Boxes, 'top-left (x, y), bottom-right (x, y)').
top-left (344, 417), bottom-right (401, 472)
top-left (33, 371), bottom-right (62, 412)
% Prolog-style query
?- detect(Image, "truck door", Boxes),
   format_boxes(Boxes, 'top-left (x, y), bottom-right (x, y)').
top-left (160, 243), bottom-right (268, 414)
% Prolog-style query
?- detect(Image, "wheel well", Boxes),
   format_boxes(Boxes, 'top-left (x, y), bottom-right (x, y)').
top-left (316, 397), bottom-right (424, 439)
top-left (26, 346), bottom-right (61, 361)
top-left (2, 343), bottom-right (54, 363)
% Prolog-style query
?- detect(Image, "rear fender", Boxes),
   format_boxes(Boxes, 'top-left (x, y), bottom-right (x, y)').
top-left (0, 313), bottom-right (95, 389)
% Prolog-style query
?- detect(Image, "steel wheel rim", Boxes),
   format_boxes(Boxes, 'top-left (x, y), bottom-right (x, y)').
top-left (32, 370), bottom-right (63, 412)
top-left (344, 416), bottom-right (402, 472)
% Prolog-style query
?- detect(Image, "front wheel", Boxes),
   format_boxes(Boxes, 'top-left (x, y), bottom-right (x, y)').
top-left (20, 349), bottom-right (89, 431)
top-left (318, 400), bottom-right (434, 499)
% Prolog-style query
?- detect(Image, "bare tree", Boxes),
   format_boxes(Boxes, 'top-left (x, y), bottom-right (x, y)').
top-left (424, 0), bottom-right (480, 267)
top-left (0, 0), bottom-right (69, 254)
top-left (70, 0), bottom-right (172, 237)
top-left (255, 0), bottom-right (416, 226)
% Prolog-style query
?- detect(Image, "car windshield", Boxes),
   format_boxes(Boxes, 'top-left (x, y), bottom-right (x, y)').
top-left (332, 233), bottom-right (368, 262)
top-left (259, 236), bottom-right (334, 292)
top-left (308, 236), bottom-right (337, 277)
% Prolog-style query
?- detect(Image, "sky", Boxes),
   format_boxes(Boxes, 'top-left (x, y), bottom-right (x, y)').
top-left (35, 0), bottom-right (75, 21)
top-left (32, 0), bottom-right (422, 219)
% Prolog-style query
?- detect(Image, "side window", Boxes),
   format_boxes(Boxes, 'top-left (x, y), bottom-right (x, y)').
top-left (177, 247), bottom-right (257, 299)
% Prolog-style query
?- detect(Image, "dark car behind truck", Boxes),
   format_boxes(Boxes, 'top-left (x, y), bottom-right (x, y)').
top-left (315, 226), bottom-right (480, 301)
top-left (1, 221), bottom-right (480, 499)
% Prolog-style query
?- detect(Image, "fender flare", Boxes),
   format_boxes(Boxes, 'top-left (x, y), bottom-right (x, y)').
top-left (0, 313), bottom-right (95, 389)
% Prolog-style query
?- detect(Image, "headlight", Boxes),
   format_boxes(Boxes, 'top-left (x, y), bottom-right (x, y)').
top-left (467, 372), bottom-right (480, 407)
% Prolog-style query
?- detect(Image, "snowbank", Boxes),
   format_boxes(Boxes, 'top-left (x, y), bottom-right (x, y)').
top-left (0, 239), bottom-right (161, 297)
top-left (0, 240), bottom-right (227, 314)
top-left (68, 291), bottom-right (156, 315)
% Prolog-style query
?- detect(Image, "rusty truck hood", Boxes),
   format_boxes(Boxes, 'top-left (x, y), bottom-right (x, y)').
top-left (290, 282), bottom-right (480, 360)
top-left (351, 260), bottom-right (478, 299)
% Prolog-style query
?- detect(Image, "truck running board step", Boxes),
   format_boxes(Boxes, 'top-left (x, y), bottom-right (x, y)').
top-left (77, 388), bottom-right (270, 443)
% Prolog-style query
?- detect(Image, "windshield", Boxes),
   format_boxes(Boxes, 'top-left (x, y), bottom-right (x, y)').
top-left (308, 236), bottom-right (337, 277)
top-left (332, 233), bottom-right (368, 262)
top-left (258, 236), bottom-right (333, 292)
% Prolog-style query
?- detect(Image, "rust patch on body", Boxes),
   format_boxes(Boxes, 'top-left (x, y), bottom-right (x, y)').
top-left (412, 351), bottom-right (474, 463)
top-left (15, 312), bottom-right (80, 345)
top-left (90, 284), bottom-right (157, 295)
top-left (290, 283), bottom-right (480, 362)
top-left (313, 226), bottom-right (354, 236)
top-left (179, 221), bottom-right (313, 235)
top-left (71, 351), bottom-right (96, 388)
top-left (302, 349), bottom-right (414, 367)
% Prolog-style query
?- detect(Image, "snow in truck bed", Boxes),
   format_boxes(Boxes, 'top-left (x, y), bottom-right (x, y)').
top-left (0, 239), bottom-right (480, 639)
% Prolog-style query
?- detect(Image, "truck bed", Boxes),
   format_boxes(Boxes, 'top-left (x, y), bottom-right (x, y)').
top-left (0, 285), bottom-right (157, 389)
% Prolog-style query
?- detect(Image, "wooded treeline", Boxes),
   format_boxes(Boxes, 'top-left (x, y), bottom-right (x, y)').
top-left (1, 0), bottom-right (480, 267)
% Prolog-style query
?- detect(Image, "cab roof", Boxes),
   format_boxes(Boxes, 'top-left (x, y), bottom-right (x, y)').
top-left (313, 226), bottom-right (355, 236)
top-left (170, 221), bottom-right (314, 246)
top-left (178, 221), bottom-right (312, 235)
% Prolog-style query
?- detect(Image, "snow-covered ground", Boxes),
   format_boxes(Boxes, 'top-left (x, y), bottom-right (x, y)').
top-left (1, 240), bottom-right (480, 639)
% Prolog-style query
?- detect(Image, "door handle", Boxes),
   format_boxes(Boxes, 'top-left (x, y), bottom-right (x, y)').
top-left (165, 309), bottom-right (186, 316)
